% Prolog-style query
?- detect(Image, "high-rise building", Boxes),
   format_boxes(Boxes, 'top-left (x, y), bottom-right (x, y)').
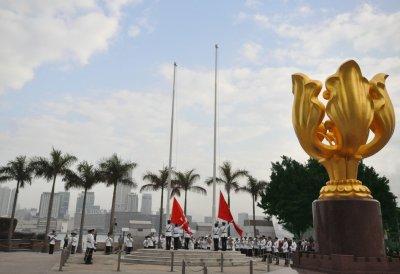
top-left (39, 192), bottom-right (70, 219)
top-left (141, 193), bottom-right (152, 214)
top-left (7, 188), bottom-right (16, 216)
top-left (238, 212), bottom-right (249, 226)
top-left (115, 171), bottom-right (134, 212)
top-left (57, 192), bottom-right (70, 218)
top-left (0, 187), bottom-right (11, 217)
top-left (75, 192), bottom-right (95, 213)
top-left (127, 193), bottom-right (139, 212)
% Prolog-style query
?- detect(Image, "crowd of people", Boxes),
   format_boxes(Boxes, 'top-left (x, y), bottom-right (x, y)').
top-left (47, 220), bottom-right (317, 266)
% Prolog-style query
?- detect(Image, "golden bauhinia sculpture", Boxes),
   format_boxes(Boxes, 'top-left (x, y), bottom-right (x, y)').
top-left (291, 60), bottom-right (395, 199)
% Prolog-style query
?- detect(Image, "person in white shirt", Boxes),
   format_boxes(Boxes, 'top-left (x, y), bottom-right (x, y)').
top-left (172, 224), bottom-right (181, 250)
top-left (212, 222), bottom-right (220, 251)
top-left (125, 233), bottom-right (133, 254)
top-left (165, 220), bottom-right (173, 250)
top-left (105, 233), bottom-right (113, 255)
top-left (273, 237), bottom-right (280, 265)
top-left (143, 237), bottom-right (149, 248)
top-left (48, 230), bottom-right (57, 254)
top-left (84, 229), bottom-right (95, 264)
top-left (70, 232), bottom-right (78, 254)
top-left (183, 230), bottom-right (191, 250)
top-left (148, 236), bottom-right (155, 249)
top-left (282, 237), bottom-right (289, 266)
top-left (290, 239), bottom-right (297, 253)
top-left (220, 222), bottom-right (228, 251)
top-left (263, 236), bottom-right (273, 263)
top-left (160, 235), bottom-right (166, 249)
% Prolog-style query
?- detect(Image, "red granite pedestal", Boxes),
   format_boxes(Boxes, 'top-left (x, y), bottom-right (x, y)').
top-left (292, 199), bottom-right (400, 274)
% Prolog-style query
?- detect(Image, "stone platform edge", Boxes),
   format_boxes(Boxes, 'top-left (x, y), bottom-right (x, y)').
top-left (292, 252), bottom-right (400, 274)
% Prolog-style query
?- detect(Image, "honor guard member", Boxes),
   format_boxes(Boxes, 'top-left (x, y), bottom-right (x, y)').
top-left (48, 230), bottom-right (57, 254)
top-left (273, 237), bottom-right (280, 265)
top-left (70, 232), bottom-right (78, 254)
top-left (290, 238), bottom-right (297, 253)
top-left (212, 222), bottom-right (220, 251)
top-left (220, 222), bottom-right (228, 251)
top-left (125, 233), bottom-right (133, 254)
top-left (165, 220), bottom-right (173, 250)
top-left (172, 224), bottom-right (181, 250)
top-left (265, 236), bottom-right (273, 263)
top-left (105, 233), bottom-right (113, 254)
top-left (84, 229), bottom-right (95, 264)
top-left (183, 229), bottom-right (191, 250)
top-left (282, 237), bottom-right (289, 266)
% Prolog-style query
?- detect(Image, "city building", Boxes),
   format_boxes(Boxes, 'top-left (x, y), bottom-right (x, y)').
top-left (38, 192), bottom-right (70, 219)
top-left (127, 193), bottom-right (139, 212)
top-left (0, 186), bottom-right (11, 217)
top-left (238, 212), bottom-right (249, 226)
top-left (204, 216), bottom-right (212, 223)
top-left (115, 171), bottom-right (134, 212)
top-left (57, 192), bottom-right (70, 218)
top-left (140, 193), bottom-right (152, 214)
top-left (75, 191), bottom-right (96, 213)
top-left (242, 216), bottom-right (276, 238)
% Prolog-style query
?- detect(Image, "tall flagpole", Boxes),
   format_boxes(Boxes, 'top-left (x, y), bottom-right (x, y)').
top-left (212, 44), bottom-right (218, 226)
top-left (166, 62), bottom-right (177, 225)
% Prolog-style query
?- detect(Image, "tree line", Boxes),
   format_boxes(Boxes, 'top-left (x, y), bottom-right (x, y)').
top-left (0, 148), bottom-right (266, 253)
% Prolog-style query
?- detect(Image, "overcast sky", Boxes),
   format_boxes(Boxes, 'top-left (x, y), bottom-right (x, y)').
top-left (0, 0), bottom-right (399, 222)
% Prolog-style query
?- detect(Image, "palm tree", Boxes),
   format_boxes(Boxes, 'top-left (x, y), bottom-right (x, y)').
top-left (173, 169), bottom-right (206, 215)
top-left (99, 154), bottom-right (137, 235)
top-left (0, 156), bottom-right (35, 251)
top-left (140, 167), bottom-right (169, 248)
top-left (63, 161), bottom-right (101, 253)
top-left (206, 161), bottom-right (248, 208)
top-left (238, 175), bottom-right (268, 237)
top-left (32, 148), bottom-right (77, 252)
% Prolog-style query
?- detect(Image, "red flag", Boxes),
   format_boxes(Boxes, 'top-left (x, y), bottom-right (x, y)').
top-left (170, 197), bottom-right (192, 234)
top-left (218, 191), bottom-right (244, 237)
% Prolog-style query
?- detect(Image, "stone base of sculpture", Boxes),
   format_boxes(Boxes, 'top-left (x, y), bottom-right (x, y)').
top-left (292, 199), bottom-right (400, 273)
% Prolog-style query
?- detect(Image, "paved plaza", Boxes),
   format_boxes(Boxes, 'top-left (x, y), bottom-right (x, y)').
top-left (0, 251), bottom-right (301, 274)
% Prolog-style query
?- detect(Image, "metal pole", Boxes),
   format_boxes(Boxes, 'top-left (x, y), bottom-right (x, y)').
top-left (203, 263), bottom-right (208, 274)
top-left (58, 249), bottom-right (64, 271)
top-left (220, 252), bottom-right (223, 272)
top-left (170, 251), bottom-right (175, 272)
top-left (166, 62), bottom-right (177, 224)
top-left (117, 249), bottom-right (122, 271)
top-left (250, 260), bottom-right (253, 274)
top-left (182, 260), bottom-right (186, 274)
top-left (212, 44), bottom-right (218, 227)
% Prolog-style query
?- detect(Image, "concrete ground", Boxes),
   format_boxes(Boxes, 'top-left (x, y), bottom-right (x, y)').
top-left (0, 251), bottom-right (298, 274)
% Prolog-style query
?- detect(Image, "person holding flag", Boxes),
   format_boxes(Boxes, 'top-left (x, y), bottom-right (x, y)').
top-left (217, 191), bottom-right (244, 239)
top-left (220, 222), bottom-right (228, 251)
top-left (170, 197), bottom-right (193, 250)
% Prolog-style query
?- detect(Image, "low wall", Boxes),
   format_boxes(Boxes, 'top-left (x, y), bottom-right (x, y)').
top-left (0, 239), bottom-right (61, 252)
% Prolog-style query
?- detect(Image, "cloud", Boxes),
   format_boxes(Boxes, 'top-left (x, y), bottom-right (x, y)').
top-left (272, 4), bottom-right (400, 59)
top-left (240, 42), bottom-right (263, 63)
top-left (0, 0), bottom-right (137, 93)
top-left (128, 25), bottom-right (141, 37)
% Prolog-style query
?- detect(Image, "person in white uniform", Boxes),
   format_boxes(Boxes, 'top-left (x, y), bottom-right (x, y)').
top-left (220, 222), bottom-right (228, 251)
top-left (125, 233), bottom-right (133, 254)
top-left (48, 230), bottom-right (57, 254)
top-left (165, 220), bottom-right (173, 250)
top-left (105, 233), bottom-right (113, 255)
top-left (282, 237), bottom-right (289, 266)
top-left (172, 224), bottom-right (181, 250)
top-left (84, 229), bottom-right (95, 264)
top-left (273, 237), bottom-right (280, 265)
top-left (70, 232), bottom-right (78, 254)
top-left (212, 222), bottom-right (220, 251)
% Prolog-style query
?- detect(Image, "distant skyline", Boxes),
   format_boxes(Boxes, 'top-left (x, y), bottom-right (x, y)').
top-left (0, 1), bottom-right (399, 220)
